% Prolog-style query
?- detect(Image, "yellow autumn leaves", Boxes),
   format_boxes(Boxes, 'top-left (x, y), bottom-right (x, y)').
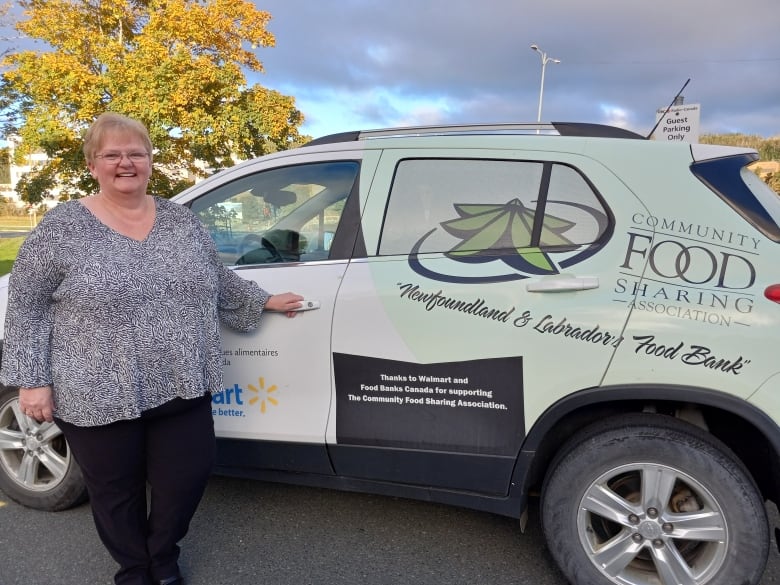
top-left (3, 0), bottom-right (306, 199)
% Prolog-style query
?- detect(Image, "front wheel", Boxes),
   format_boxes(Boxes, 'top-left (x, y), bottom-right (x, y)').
top-left (541, 413), bottom-right (768, 585)
top-left (0, 385), bottom-right (87, 510)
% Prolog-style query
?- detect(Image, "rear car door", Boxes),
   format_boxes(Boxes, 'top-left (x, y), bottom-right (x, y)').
top-left (326, 146), bottom-right (651, 494)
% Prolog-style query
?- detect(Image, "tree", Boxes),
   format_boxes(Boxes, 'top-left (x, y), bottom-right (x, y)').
top-left (766, 172), bottom-right (780, 195)
top-left (0, 3), bottom-right (31, 138)
top-left (700, 133), bottom-right (780, 160)
top-left (3, 0), bottom-right (308, 201)
top-left (758, 139), bottom-right (780, 162)
top-left (0, 146), bottom-right (10, 184)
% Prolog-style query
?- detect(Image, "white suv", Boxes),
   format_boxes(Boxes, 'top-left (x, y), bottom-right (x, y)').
top-left (1, 122), bottom-right (779, 585)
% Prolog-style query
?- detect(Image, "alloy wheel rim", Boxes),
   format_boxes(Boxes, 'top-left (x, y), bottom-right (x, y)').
top-left (0, 396), bottom-right (71, 492)
top-left (576, 462), bottom-right (728, 585)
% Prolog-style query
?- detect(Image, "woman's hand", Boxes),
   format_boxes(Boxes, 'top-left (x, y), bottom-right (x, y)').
top-left (18, 385), bottom-right (54, 422)
top-left (266, 292), bottom-right (305, 317)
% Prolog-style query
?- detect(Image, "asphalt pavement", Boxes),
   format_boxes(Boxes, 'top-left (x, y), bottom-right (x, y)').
top-left (2, 475), bottom-right (780, 585)
top-left (1, 476), bottom-right (567, 585)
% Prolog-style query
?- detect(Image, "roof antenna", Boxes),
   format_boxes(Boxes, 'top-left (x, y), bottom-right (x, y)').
top-left (646, 78), bottom-right (690, 140)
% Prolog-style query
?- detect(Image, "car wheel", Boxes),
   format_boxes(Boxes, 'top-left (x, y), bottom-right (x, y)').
top-left (0, 385), bottom-right (87, 511)
top-left (540, 413), bottom-right (768, 585)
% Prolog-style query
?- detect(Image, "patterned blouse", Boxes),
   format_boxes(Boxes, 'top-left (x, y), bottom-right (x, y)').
top-left (0, 197), bottom-right (269, 426)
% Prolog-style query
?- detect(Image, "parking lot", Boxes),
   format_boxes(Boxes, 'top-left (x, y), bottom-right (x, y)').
top-left (2, 475), bottom-right (563, 585)
top-left (2, 475), bottom-right (780, 585)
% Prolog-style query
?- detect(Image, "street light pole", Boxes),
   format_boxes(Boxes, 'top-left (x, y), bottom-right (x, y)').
top-left (530, 44), bottom-right (560, 126)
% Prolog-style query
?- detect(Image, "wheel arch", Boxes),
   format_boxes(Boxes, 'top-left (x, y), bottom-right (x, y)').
top-left (514, 384), bottom-right (780, 506)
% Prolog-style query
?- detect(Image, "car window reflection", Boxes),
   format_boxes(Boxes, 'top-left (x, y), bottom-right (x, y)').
top-left (190, 161), bottom-right (359, 265)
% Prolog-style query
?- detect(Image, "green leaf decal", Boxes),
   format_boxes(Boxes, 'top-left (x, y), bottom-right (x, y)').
top-left (440, 208), bottom-right (505, 235)
top-left (439, 198), bottom-right (575, 273)
top-left (520, 247), bottom-right (555, 271)
top-left (447, 213), bottom-right (511, 257)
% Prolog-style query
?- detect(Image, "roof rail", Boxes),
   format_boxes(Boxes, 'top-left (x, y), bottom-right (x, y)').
top-left (551, 122), bottom-right (646, 139)
top-left (305, 121), bottom-right (645, 146)
top-left (305, 131), bottom-right (361, 146)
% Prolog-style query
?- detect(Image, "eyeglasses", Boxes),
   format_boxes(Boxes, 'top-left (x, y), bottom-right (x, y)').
top-left (95, 151), bottom-right (150, 164)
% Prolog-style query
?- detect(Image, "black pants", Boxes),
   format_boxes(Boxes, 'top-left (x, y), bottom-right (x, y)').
top-left (56, 395), bottom-right (216, 585)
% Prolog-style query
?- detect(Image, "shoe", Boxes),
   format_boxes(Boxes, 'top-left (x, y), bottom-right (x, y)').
top-left (156, 577), bottom-right (183, 585)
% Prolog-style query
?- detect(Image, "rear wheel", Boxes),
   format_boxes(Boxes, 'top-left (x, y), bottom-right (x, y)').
top-left (0, 385), bottom-right (87, 510)
top-left (541, 413), bottom-right (768, 585)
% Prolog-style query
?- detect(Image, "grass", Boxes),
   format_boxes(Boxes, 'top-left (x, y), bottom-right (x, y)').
top-left (0, 236), bottom-right (25, 276)
top-left (0, 214), bottom-right (38, 276)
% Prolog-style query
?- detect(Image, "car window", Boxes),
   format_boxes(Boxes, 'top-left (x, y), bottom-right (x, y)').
top-left (691, 153), bottom-right (780, 242)
top-left (190, 161), bottom-right (359, 265)
top-left (378, 158), bottom-right (609, 257)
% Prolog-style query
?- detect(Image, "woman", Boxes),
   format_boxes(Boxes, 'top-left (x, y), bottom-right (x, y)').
top-left (0, 112), bottom-right (303, 585)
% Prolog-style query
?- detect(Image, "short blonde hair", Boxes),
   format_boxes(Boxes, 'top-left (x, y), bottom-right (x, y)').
top-left (83, 113), bottom-right (153, 163)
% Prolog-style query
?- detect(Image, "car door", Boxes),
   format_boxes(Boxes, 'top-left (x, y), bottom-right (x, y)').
top-left (326, 148), bottom-right (651, 494)
top-left (176, 150), bottom-right (370, 473)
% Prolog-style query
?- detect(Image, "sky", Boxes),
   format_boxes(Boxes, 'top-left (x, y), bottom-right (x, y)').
top-left (250, 0), bottom-right (780, 140)
top-left (1, 0), bottom-right (778, 141)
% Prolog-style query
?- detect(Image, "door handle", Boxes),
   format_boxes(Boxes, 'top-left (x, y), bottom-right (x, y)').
top-left (269, 299), bottom-right (321, 312)
top-left (526, 276), bottom-right (599, 292)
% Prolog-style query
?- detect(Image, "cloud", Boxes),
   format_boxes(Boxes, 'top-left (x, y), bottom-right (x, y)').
top-left (254, 0), bottom-right (780, 139)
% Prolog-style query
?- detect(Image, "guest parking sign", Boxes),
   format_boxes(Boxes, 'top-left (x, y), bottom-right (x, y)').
top-left (654, 103), bottom-right (701, 142)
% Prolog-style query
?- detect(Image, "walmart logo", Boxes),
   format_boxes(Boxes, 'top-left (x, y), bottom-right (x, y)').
top-left (212, 377), bottom-right (281, 416)
top-left (247, 377), bottom-right (279, 413)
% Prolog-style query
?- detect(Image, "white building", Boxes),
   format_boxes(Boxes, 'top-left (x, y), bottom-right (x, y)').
top-left (0, 136), bottom-right (60, 209)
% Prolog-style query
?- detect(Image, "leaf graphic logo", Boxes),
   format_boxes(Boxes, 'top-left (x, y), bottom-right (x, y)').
top-left (408, 198), bottom-right (608, 284)
top-left (247, 377), bottom-right (279, 414)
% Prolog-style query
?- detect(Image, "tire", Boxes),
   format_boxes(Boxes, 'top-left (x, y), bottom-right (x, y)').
top-left (540, 413), bottom-right (769, 585)
top-left (0, 385), bottom-right (87, 511)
